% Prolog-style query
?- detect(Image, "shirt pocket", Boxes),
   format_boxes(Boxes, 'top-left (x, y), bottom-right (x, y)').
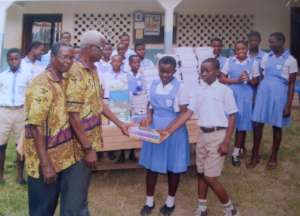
top-left (17, 83), bottom-right (27, 94)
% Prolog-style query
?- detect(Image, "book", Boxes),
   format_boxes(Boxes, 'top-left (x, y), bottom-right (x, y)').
top-left (128, 126), bottom-right (161, 144)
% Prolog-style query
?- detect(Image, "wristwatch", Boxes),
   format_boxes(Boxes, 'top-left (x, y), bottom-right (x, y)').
top-left (82, 145), bottom-right (93, 153)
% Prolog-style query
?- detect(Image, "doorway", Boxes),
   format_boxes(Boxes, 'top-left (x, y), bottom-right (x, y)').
top-left (22, 14), bottom-right (62, 55)
top-left (291, 7), bottom-right (300, 66)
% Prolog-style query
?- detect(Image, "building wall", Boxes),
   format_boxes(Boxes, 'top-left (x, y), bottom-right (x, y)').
top-left (4, 0), bottom-right (299, 50)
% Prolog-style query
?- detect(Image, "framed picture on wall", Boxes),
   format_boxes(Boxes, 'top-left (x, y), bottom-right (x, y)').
top-left (144, 14), bottom-right (161, 36)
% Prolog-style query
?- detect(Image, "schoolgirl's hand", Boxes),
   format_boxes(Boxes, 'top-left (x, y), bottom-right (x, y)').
top-left (157, 130), bottom-right (170, 142)
top-left (140, 118), bottom-right (152, 127)
top-left (283, 105), bottom-right (291, 117)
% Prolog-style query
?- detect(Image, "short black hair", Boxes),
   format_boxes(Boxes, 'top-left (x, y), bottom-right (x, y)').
top-left (202, 58), bottom-right (220, 70)
top-left (135, 42), bottom-right (145, 50)
top-left (61, 31), bottom-right (71, 37)
top-left (247, 31), bottom-right (261, 40)
top-left (159, 56), bottom-right (176, 69)
top-left (270, 32), bottom-right (285, 44)
top-left (28, 41), bottom-right (44, 52)
top-left (7, 48), bottom-right (21, 59)
top-left (51, 42), bottom-right (72, 57)
top-left (129, 54), bottom-right (140, 63)
top-left (210, 38), bottom-right (223, 45)
top-left (119, 32), bottom-right (130, 39)
top-left (234, 40), bottom-right (248, 48)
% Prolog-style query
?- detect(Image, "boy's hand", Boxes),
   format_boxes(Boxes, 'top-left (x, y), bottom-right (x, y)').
top-left (140, 118), bottom-right (152, 128)
top-left (218, 140), bottom-right (230, 156)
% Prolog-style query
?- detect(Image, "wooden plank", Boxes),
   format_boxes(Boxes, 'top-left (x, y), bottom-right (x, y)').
top-left (100, 119), bottom-right (200, 151)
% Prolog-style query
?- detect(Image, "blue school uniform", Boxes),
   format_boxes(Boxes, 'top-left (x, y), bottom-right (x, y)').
top-left (139, 78), bottom-right (190, 173)
top-left (248, 49), bottom-right (266, 67)
top-left (252, 50), bottom-right (292, 128)
top-left (127, 71), bottom-right (144, 95)
top-left (217, 55), bottom-right (227, 70)
top-left (225, 57), bottom-right (256, 131)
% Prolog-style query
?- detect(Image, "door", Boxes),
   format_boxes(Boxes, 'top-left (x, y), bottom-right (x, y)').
top-left (22, 14), bottom-right (62, 55)
top-left (291, 7), bottom-right (300, 66)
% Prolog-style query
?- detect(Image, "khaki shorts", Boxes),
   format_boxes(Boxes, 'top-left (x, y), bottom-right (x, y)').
top-left (0, 107), bottom-right (24, 146)
top-left (196, 129), bottom-right (226, 177)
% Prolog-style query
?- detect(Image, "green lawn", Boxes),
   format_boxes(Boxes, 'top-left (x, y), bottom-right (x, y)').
top-left (1, 107), bottom-right (300, 216)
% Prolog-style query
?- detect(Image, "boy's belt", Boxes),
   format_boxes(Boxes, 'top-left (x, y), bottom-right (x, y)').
top-left (200, 126), bottom-right (226, 133)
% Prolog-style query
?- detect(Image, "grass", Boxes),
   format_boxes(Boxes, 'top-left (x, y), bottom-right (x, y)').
top-left (1, 107), bottom-right (300, 216)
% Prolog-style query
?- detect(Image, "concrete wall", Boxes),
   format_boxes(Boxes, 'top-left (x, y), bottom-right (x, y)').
top-left (4, 0), bottom-right (300, 50)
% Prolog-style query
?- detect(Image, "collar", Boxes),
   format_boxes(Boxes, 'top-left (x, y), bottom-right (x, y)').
top-left (199, 79), bottom-right (219, 88)
top-left (77, 61), bottom-right (96, 72)
top-left (248, 49), bottom-right (265, 59)
top-left (232, 56), bottom-right (250, 65)
top-left (46, 70), bottom-right (64, 82)
top-left (268, 49), bottom-right (290, 58)
top-left (8, 67), bottom-right (21, 74)
top-left (128, 70), bottom-right (141, 78)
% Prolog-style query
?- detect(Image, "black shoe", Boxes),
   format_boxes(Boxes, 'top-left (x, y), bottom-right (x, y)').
top-left (231, 155), bottom-right (241, 167)
top-left (140, 204), bottom-right (155, 216)
top-left (159, 204), bottom-right (175, 216)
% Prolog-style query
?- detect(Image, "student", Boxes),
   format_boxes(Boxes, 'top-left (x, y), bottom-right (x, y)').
top-left (21, 41), bottom-right (45, 79)
top-left (219, 41), bottom-right (259, 166)
top-left (249, 32), bottom-right (298, 169)
top-left (139, 56), bottom-right (190, 216)
top-left (0, 48), bottom-right (31, 184)
top-left (247, 31), bottom-right (266, 66)
top-left (210, 38), bottom-right (227, 70)
top-left (127, 55), bottom-right (144, 95)
top-left (134, 42), bottom-right (155, 70)
top-left (112, 33), bottom-right (136, 60)
top-left (41, 32), bottom-right (72, 66)
top-left (96, 42), bottom-right (113, 80)
top-left (115, 43), bottom-right (129, 72)
top-left (159, 58), bottom-right (239, 216)
top-left (104, 55), bottom-right (131, 162)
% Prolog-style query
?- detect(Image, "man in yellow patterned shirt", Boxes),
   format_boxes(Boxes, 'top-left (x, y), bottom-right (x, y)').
top-left (24, 43), bottom-right (90, 216)
top-left (66, 31), bottom-right (130, 215)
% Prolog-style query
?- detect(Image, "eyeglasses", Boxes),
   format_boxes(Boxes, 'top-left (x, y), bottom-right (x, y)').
top-left (91, 45), bottom-right (103, 51)
top-left (57, 55), bottom-right (73, 62)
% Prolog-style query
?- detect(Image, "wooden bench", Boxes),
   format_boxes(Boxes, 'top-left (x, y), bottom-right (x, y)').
top-left (95, 119), bottom-right (199, 170)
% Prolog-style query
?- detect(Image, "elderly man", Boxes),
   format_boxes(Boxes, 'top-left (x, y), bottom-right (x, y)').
top-left (66, 30), bottom-right (130, 215)
top-left (0, 48), bottom-right (31, 184)
top-left (24, 43), bottom-right (87, 216)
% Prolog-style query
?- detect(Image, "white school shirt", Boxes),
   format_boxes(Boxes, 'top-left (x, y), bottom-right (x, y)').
top-left (188, 80), bottom-right (238, 127)
top-left (221, 56), bottom-right (260, 79)
top-left (0, 67), bottom-right (32, 106)
top-left (260, 50), bottom-right (298, 80)
top-left (20, 57), bottom-right (46, 79)
top-left (95, 59), bottom-right (112, 80)
top-left (140, 58), bottom-right (155, 70)
top-left (151, 79), bottom-right (190, 112)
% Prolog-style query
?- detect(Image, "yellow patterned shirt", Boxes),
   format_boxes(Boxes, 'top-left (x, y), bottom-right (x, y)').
top-left (24, 70), bottom-right (77, 178)
top-left (66, 62), bottom-right (103, 159)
